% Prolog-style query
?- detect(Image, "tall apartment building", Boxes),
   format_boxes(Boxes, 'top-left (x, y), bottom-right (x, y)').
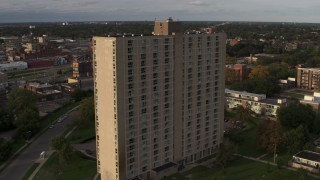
top-left (297, 68), bottom-right (320, 90)
top-left (93, 18), bottom-right (226, 180)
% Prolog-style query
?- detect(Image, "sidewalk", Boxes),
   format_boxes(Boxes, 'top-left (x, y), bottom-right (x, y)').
top-left (28, 150), bottom-right (55, 180)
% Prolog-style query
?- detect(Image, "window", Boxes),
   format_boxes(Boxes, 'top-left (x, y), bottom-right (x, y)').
top-left (153, 73), bottom-right (158, 79)
top-left (128, 76), bottom-right (133, 82)
top-left (128, 69), bottom-right (133, 75)
top-left (153, 53), bottom-right (158, 58)
top-left (165, 38), bottom-right (170, 44)
top-left (142, 128), bottom-right (147, 134)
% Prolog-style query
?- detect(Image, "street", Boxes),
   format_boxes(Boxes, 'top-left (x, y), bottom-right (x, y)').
top-left (0, 108), bottom-right (78, 180)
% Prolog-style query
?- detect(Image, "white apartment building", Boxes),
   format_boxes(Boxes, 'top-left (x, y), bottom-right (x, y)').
top-left (225, 89), bottom-right (286, 116)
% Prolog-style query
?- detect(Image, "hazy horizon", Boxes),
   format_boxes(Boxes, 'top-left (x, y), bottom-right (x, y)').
top-left (0, 0), bottom-right (320, 23)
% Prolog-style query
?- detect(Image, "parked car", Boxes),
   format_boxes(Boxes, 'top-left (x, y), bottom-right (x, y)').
top-left (57, 118), bottom-right (63, 123)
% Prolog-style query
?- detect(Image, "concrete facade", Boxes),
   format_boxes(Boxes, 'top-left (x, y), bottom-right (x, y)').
top-left (297, 68), bottom-right (320, 90)
top-left (93, 19), bottom-right (226, 180)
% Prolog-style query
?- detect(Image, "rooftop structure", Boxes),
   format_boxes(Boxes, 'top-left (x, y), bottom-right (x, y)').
top-left (291, 150), bottom-right (320, 173)
top-left (0, 61), bottom-right (27, 72)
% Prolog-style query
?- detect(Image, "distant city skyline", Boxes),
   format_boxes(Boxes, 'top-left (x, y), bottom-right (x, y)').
top-left (0, 0), bottom-right (320, 23)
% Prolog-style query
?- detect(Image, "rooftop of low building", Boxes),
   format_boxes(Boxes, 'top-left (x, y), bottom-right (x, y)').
top-left (294, 150), bottom-right (320, 162)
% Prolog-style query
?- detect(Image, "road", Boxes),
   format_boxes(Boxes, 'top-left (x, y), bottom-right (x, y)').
top-left (0, 108), bottom-right (78, 180)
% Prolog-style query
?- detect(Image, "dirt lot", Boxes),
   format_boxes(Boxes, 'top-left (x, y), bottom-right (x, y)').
top-left (37, 97), bottom-right (70, 117)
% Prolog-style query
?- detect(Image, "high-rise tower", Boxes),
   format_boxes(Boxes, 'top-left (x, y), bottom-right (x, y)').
top-left (93, 18), bottom-right (225, 180)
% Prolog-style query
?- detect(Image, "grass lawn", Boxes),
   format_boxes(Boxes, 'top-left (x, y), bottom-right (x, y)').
top-left (21, 163), bottom-right (40, 180)
top-left (68, 123), bottom-right (96, 144)
top-left (236, 118), bottom-right (264, 158)
top-left (164, 157), bottom-right (317, 180)
top-left (225, 111), bottom-right (237, 119)
top-left (10, 137), bottom-right (26, 155)
top-left (283, 92), bottom-right (304, 99)
top-left (33, 152), bottom-right (96, 180)
top-left (262, 153), bottom-right (294, 164)
top-left (291, 90), bottom-right (313, 95)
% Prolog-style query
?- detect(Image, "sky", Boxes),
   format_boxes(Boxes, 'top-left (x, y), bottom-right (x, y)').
top-left (0, 0), bottom-right (320, 23)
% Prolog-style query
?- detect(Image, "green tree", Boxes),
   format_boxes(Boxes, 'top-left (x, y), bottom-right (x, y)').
top-left (0, 109), bottom-right (15, 131)
top-left (71, 89), bottom-right (88, 102)
top-left (217, 139), bottom-right (238, 170)
top-left (267, 62), bottom-right (295, 79)
top-left (8, 88), bottom-right (37, 114)
top-left (313, 115), bottom-right (320, 134)
top-left (236, 102), bottom-right (252, 122)
top-left (74, 97), bottom-right (95, 128)
top-left (16, 108), bottom-right (40, 137)
top-left (0, 138), bottom-right (13, 162)
top-left (51, 135), bottom-right (72, 167)
top-left (256, 120), bottom-right (283, 153)
top-left (248, 65), bottom-right (270, 79)
top-left (283, 125), bottom-right (308, 154)
top-left (230, 77), bottom-right (280, 97)
top-left (80, 97), bottom-right (94, 122)
top-left (277, 103), bottom-right (315, 131)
